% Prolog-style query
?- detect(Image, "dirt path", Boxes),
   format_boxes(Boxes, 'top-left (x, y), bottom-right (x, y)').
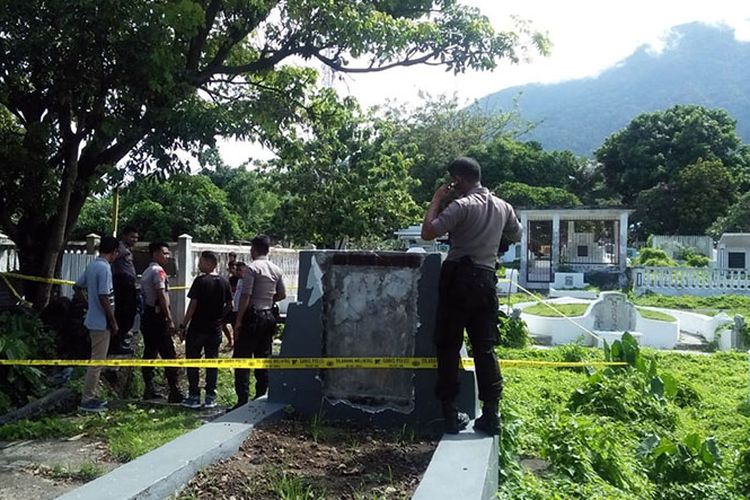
top-left (0, 437), bottom-right (120, 500)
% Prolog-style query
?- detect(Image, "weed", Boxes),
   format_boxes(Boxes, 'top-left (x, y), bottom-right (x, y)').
top-left (396, 424), bottom-right (416, 443)
top-left (77, 461), bottom-right (104, 481)
top-left (308, 411), bottom-right (326, 443)
top-left (271, 471), bottom-right (321, 500)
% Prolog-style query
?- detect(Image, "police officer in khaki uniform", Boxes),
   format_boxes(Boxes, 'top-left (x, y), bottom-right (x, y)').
top-left (421, 157), bottom-right (522, 435)
top-left (233, 235), bottom-right (286, 407)
top-left (140, 241), bottom-right (184, 403)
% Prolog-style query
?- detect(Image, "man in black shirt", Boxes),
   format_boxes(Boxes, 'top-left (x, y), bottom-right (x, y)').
top-left (179, 251), bottom-right (232, 409)
top-left (110, 227), bottom-right (139, 355)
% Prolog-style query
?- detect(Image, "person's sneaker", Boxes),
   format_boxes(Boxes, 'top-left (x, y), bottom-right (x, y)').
top-left (168, 390), bottom-right (185, 404)
top-left (79, 399), bottom-right (108, 413)
top-left (444, 411), bottom-right (470, 434)
top-left (473, 413), bottom-right (500, 436)
top-left (204, 395), bottom-right (217, 409)
top-left (441, 401), bottom-right (470, 434)
top-left (143, 387), bottom-right (165, 400)
top-left (108, 346), bottom-right (135, 356)
top-left (181, 395), bottom-right (201, 409)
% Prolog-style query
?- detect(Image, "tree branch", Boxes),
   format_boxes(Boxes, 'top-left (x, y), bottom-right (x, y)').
top-left (186, 0), bottom-right (223, 71)
top-left (313, 50), bottom-right (441, 73)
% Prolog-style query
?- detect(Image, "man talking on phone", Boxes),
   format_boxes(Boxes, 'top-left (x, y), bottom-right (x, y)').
top-left (421, 156), bottom-right (522, 435)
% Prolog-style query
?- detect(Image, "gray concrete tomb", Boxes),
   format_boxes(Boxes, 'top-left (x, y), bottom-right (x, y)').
top-left (269, 250), bottom-right (478, 428)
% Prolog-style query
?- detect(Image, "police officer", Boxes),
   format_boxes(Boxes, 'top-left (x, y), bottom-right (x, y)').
top-left (233, 235), bottom-right (286, 407)
top-left (140, 241), bottom-right (184, 403)
top-left (110, 226), bottom-right (139, 355)
top-left (421, 157), bottom-right (522, 435)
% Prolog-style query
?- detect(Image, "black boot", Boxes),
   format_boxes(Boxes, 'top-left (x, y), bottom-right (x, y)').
top-left (143, 382), bottom-right (165, 400)
top-left (442, 401), bottom-right (470, 435)
top-left (474, 400), bottom-right (500, 436)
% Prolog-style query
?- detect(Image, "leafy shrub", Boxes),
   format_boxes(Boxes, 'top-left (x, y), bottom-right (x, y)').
top-left (569, 368), bottom-right (677, 430)
top-left (684, 253), bottom-right (709, 268)
top-left (638, 433), bottom-right (722, 487)
top-left (570, 333), bottom-right (678, 429)
top-left (737, 442), bottom-right (750, 496)
top-left (636, 247), bottom-right (677, 267)
top-left (0, 310), bottom-right (56, 411)
top-left (542, 413), bottom-right (647, 494)
top-left (498, 312), bottom-right (530, 348)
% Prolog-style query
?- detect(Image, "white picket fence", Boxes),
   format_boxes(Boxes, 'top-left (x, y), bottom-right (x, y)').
top-left (633, 266), bottom-right (750, 296)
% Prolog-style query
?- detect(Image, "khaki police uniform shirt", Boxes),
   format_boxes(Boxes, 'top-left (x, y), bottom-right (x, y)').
top-left (431, 185), bottom-right (522, 270)
top-left (240, 255), bottom-right (286, 310)
top-left (141, 261), bottom-right (169, 309)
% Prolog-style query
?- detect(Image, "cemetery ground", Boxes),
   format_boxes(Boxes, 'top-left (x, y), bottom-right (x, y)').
top-left (0, 296), bottom-right (749, 498)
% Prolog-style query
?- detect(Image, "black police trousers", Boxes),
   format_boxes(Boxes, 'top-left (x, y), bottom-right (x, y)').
top-left (233, 308), bottom-right (277, 404)
top-left (434, 258), bottom-right (503, 404)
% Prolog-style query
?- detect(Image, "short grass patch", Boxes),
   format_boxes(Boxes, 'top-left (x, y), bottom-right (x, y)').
top-left (636, 307), bottom-right (677, 322)
top-left (631, 293), bottom-right (750, 318)
top-left (522, 302), bottom-right (588, 317)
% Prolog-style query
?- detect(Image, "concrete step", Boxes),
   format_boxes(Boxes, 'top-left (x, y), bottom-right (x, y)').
top-left (674, 342), bottom-right (712, 352)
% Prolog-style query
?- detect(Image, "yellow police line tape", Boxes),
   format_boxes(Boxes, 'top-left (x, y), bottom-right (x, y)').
top-left (0, 272), bottom-right (297, 293)
top-left (0, 357), bottom-right (626, 369)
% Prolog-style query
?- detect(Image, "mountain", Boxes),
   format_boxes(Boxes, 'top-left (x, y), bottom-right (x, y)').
top-left (476, 22), bottom-right (750, 156)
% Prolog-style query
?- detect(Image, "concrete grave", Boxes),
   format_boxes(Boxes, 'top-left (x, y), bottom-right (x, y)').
top-left (591, 291), bottom-right (637, 332)
top-left (269, 250), bottom-right (478, 427)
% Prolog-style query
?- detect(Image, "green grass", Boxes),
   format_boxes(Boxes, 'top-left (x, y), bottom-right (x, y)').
top-left (0, 404), bottom-right (202, 462)
top-left (521, 301), bottom-right (678, 322)
top-left (522, 303), bottom-right (588, 317)
top-left (631, 293), bottom-right (750, 318)
top-left (497, 346), bottom-right (750, 499)
top-left (636, 307), bottom-right (677, 322)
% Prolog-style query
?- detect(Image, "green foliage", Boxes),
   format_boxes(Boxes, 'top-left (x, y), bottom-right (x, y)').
top-left (638, 433), bottom-right (722, 486)
top-left (542, 413), bottom-right (647, 494)
top-left (493, 181), bottom-right (581, 209)
top-left (708, 190), bottom-right (750, 238)
top-left (1, 0), bottom-right (546, 307)
top-left (738, 442), bottom-right (750, 496)
top-left (469, 137), bottom-right (584, 194)
top-left (0, 311), bottom-right (55, 410)
top-left (0, 416), bottom-right (80, 440)
top-left (634, 159), bottom-right (738, 236)
top-left (384, 93), bottom-right (531, 204)
top-left (74, 174), bottom-right (243, 242)
top-left (636, 247), bottom-right (677, 267)
top-left (269, 100), bottom-right (421, 248)
top-left (596, 105), bottom-right (750, 205)
top-left (497, 313), bottom-right (530, 348)
top-left (569, 367), bottom-right (677, 430)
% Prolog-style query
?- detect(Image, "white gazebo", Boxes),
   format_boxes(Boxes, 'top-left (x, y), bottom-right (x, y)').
top-left (517, 208), bottom-right (633, 289)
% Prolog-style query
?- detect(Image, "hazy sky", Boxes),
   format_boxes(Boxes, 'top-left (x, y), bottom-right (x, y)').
top-left (219, 1), bottom-right (750, 166)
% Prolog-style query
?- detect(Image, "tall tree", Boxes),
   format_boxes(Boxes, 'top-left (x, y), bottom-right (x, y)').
top-left (73, 174), bottom-right (243, 242)
top-left (595, 105), bottom-right (750, 203)
top-left (494, 182), bottom-right (581, 209)
top-left (384, 94), bottom-right (532, 204)
top-left (469, 138), bottom-right (581, 190)
top-left (0, 0), bottom-right (548, 308)
top-left (708, 190), bottom-right (750, 238)
top-left (203, 163), bottom-right (281, 238)
top-left (269, 98), bottom-right (421, 248)
top-left (634, 158), bottom-right (737, 236)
